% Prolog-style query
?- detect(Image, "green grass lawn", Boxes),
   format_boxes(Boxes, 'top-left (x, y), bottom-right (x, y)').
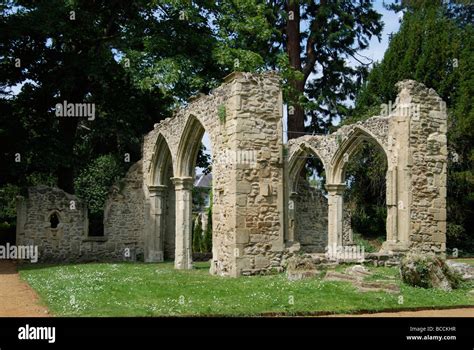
top-left (19, 262), bottom-right (474, 317)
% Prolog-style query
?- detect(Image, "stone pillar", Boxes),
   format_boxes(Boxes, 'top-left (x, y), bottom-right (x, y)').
top-left (146, 185), bottom-right (167, 262)
top-left (288, 192), bottom-right (297, 242)
top-left (342, 207), bottom-right (354, 245)
top-left (384, 110), bottom-right (412, 252)
top-left (326, 183), bottom-right (345, 248)
top-left (385, 168), bottom-right (398, 243)
top-left (172, 177), bottom-right (194, 269)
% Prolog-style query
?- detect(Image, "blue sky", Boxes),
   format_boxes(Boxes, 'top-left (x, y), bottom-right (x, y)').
top-left (361, 1), bottom-right (403, 64)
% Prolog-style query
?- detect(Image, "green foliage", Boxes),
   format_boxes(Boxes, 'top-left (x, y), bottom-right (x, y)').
top-left (276, 52), bottom-right (305, 106)
top-left (193, 216), bottom-right (203, 254)
top-left (0, 184), bottom-right (20, 224)
top-left (192, 187), bottom-right (207, 211)
top-left (400, 253), bottom-right (463, 290)
top-left (303, 156), bottom-right (326, 193)
top-left (211, 0), bottom-right (278, 74)
top-left (208, 1), bottom-right (384, 133)
top-left (0, 0), bottom-right (385, 198)
top-left (196, 143), bottom-right (211, 174)
top-left (282, 145), bottom-right (288, 158)
top-left (203, 190), bottom-right (213, 253)
top-left (297, 1), bottom-right (383, 132)
top-left (217, 104), bottom-right (226, 123)
top-left (74, 155), bottom-right (125, 217)
top-left (352, 233), bottom-right (384, 254)
top-left (0, 0), bottom-right (220, 192)
top-left (192, 189), bottom-right (212, 254)
top-left (344, 143), bottom-right (387, 239)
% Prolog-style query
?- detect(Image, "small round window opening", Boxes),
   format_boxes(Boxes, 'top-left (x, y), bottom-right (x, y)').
top-left (50, 213), bottom-right (60, 229)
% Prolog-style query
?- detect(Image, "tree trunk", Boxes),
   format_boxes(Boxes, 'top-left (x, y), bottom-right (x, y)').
top-left (57, 117), bottom-right (79, 194)
top-left (287, 82), bottom-right (305, 140)
top-left (56, 79), bottom-right (86, 194)
top-left (286, 0), bottom-right (305, 140)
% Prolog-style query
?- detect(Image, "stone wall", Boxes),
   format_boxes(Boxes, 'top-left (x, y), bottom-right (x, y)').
top-left (402, 81), bottom-right (448, 253)
top-left (142, 72), bottom-right (285, 276)
top-left (293, 177), bottom-right (328, 253)
top-left (102, 161), bottom-right (146, 260)
top-left (287, 79), bottom-right (447, 255)
top-left (16, 162), bottom-right (146, 262)
top-left (230, 73), bottom-right (285, 276)
top-left (16, 186), bottom-right (88, 262)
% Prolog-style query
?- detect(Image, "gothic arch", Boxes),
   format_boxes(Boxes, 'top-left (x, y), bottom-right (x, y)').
top-left (149, 132), bottom-right (174, 186)
top-left (287, 142), bottom-right (329, 251)
top-left (46, 210), bottom-right (63, 229)
top-left (144, 132), bottom-right (175, 264)
top-left (288, 142), bottom-right (328, 193)
top-left (330, 126), bottom-right (388, 184)
top-left (176, 114), bottom-right (208, 178)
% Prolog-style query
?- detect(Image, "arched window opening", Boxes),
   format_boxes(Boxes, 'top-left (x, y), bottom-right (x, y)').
top-left (50, 212), bottom-right (60, 229)
top-left (343, 141), bottom-right (387, 251)
top-left (299, 155), bottom-right (326, 194)
top-left (149, 133), bottom-right (175, 262)
top-left (289, 148), bottom-right (328, 253)
top-left (192, 130), bottom-right (213, 259)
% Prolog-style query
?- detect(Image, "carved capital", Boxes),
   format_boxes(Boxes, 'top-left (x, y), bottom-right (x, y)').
top-left (325, 183), bottom-right (346, 195)
top-left (148, 185), bottom-right (167, 196)
top-left (171, 177), bottom-right (194, 190)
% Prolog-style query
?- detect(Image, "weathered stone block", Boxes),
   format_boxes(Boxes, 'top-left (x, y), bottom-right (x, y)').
top-left (254, 256), bottom-right (270, 269)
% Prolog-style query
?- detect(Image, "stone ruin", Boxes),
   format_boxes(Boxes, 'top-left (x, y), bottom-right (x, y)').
top-left (16, 72), bottom-right (448, 277)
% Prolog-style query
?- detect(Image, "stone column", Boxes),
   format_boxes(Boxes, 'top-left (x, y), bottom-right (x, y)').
top-left (172, 177), bottom-right (194, 269)
top-left (385, 168), bottom-right (398, 243)
top-left (287, 192), bottom-right (298, 242)
top-left (326, 183), bottom-right (346, 249)
top-left (146, 185), bottom-right (167, 262)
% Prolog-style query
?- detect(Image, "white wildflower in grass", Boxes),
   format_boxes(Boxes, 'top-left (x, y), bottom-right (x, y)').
top-left (17, 261), bottom-right (474, 317)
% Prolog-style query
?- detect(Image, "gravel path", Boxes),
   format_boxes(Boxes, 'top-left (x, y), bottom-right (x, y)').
top-left (323, 308), bottom-right (474, 317)
top-left (0, 261), bottom-right (49, 317)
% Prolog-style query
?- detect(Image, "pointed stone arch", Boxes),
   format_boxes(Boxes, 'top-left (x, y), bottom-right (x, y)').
top-left (149, 132), bottom-right (174, 187)
top-left (176, 114), bottom-right (208, 179)
top-left (287, 142), bottom-right (328, 251)
top-left (324, 126), bottom-right (390, 249)
top-left (288, 142), bottom-right (328, 193)
top-left (46, 210), bottom-right (63, 230)
top-left (330, 126), bottom-right (388, 185)
top-left (145, 133), bottom-right (175, 263)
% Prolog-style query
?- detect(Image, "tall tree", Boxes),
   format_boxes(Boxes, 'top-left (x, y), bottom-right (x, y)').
top-left (0, 0), bottom-right (221, 192)
top-left (212, 0), bottom-right (383, 138)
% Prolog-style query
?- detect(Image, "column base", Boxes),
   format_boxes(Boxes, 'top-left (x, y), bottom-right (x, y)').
top-left (380, 240), bottom-right (410, 253)
top-left (145, 250), bottom-right (164, 263)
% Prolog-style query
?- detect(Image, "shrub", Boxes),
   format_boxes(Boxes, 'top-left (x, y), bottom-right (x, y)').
top-left (0, 184), bottom-right (20, 225)
top-left (74, 155), bottom-right (125, 235)
top-left (193, 216), bottom-right (203, 253)
top-left (217, 104), bottom-right (226, 123)
top-left (202, 191), bottom-right (212, 253)
top-left (74, 155), bottom-right (125, 216)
